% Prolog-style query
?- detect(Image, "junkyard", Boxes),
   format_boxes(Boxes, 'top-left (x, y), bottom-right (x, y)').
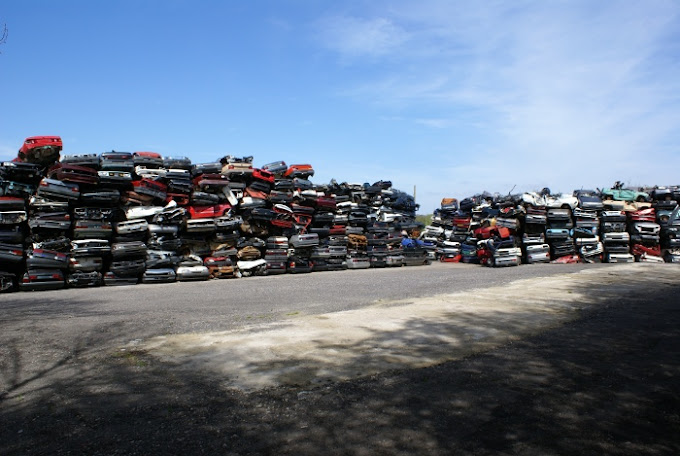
top-left (1, 136), bottom-right (680, 454)
top-left (2, 136), bottom-right (680, 294)
top-left (3, 1), bottom-right (680, 453)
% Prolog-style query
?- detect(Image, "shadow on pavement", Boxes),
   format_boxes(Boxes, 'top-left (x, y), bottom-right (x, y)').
top-left (1, 285), bottom-right (680, 455)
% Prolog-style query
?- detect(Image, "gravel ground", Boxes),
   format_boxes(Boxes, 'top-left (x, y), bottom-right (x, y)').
top-left (1, 264), bottom-right (679, 455)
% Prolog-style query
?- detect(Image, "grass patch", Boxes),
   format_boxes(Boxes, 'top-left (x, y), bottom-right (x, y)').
top-left (113, 349), bottom-right (149, 367)
top-left (416, 214), bottom-right (433, 226)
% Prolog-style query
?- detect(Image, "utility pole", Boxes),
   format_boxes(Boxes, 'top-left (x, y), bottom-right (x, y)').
top-left (413, 185), bottom-right (416, 202)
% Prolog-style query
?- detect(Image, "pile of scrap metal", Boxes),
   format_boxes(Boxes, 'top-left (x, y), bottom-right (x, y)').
top-left (0, 136), bottom-right (424, 292)
top-left (426, 184), bottom-right (679, 266)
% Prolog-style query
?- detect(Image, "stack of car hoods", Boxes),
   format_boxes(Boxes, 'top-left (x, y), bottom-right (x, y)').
top-left (426, 186), bottom-right (680, 266)
top-left (0, 136), bottom-right (424, 292)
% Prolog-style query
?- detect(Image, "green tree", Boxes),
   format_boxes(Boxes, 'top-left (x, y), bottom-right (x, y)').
top-left (416, 214), bottom-right (432, 226)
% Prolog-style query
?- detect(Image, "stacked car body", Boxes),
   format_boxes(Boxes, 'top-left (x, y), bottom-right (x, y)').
top-left (6, 134), bottom-right (677, 291)
top-left (0, 137), bottom-right (425, 292)
top-left (427, 194), bottom-right (524, 267)
top-left (427, 184), bottom-right (680, 265)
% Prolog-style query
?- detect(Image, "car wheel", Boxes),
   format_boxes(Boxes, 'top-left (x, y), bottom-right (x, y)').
top-left (636, 196), bottom-right (646, 203)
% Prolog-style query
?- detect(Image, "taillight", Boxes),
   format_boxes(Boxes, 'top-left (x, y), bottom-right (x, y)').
top-left (52, 274), bottom-right (61, 279)
top-left (11, 249), bottom-right (22, 256)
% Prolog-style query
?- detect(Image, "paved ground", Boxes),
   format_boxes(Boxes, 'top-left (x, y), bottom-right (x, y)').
top-left (140, 264), bottom-right (671, 391)
top-left (1, 262), bottom-right (679, 455)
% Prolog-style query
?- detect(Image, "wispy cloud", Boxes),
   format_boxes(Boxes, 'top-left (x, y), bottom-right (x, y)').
top-left (313, 0), bottom-right (680, 211)
top-left (414, 118), bottom-right (454, 129)
top-left (315, 15), bottom-right (408, 59)
top-left (266, 16), bottom-right (293, 32)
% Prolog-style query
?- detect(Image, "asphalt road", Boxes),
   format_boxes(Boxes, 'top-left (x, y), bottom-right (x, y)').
top-left (0, 261), bottom-right (609, 396)
top-left (1, 262), bottom-right (598, 337)
top-left (3, 262), bottom-right (679, 456)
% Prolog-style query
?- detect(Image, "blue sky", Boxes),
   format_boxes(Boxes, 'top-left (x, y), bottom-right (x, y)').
top-left (1, 0), bottom-right (679, 213)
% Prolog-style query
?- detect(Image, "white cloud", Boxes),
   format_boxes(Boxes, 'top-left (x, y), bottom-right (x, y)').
top-left (315, 15), bottom-right (408, 59)
top-left (313, 1), bottom-right (680, 211)
top-left (414, 118), bottom-right (455, 129)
